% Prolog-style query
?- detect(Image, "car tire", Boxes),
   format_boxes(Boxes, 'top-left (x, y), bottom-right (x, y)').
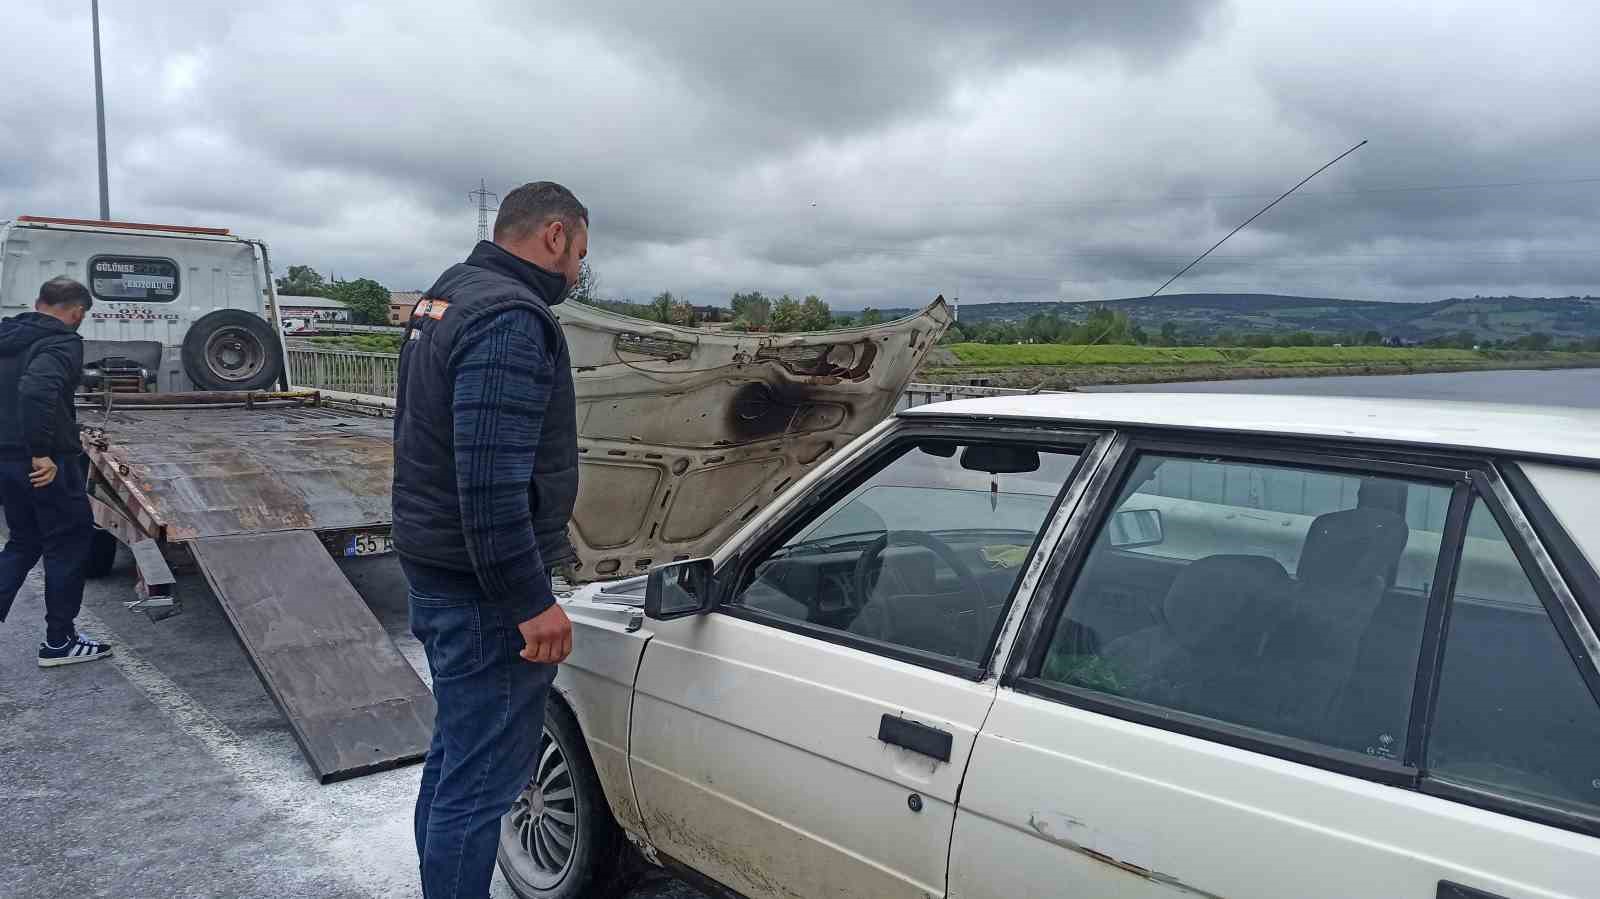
top-left (498, 698), bottom-right (632, 899)
top-left (181, 309), bottom-right (284, 392)
top-left (85, 528), bottom-right (120, 578)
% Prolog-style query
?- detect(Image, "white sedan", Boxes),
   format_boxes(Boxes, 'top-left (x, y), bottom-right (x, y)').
top-left (497, 393), bottom-right (1600, 899)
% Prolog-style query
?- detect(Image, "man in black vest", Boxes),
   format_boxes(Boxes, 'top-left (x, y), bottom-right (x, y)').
top-left (392, 182), bottom-right (586, 899)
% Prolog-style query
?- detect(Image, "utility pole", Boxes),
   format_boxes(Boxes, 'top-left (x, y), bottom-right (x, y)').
top-left (91, 0), bottom-right (110, 220)
top-left (469, 179), bottom-right (499, 242)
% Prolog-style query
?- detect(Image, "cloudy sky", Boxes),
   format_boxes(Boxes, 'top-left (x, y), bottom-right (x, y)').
top-left (3, 0), bottom-right (1597, 309)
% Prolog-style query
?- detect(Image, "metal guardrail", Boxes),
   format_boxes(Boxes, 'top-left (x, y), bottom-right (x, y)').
top-left (290, 323), bottom-right (405, 336)
top-left (287, 347), bottom-right (400, 397)
top-left (286, 348), bottom-right (1057, 408)
top-left (897, 381), bottom-right (1059, 410)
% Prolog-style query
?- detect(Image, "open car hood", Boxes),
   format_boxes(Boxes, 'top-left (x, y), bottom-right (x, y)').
top-left (556, 297), bottom-right (951, 583)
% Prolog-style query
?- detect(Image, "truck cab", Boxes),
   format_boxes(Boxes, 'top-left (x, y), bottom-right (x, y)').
top-left (0, 215), bottom-right (287, 392)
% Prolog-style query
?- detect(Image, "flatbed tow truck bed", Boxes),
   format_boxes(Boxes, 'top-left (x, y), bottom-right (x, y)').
top-left (80, 390), bottom-right (431, 783)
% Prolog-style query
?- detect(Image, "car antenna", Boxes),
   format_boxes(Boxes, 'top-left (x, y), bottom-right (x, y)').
top-left (1149, 139), bottom-right (1369, 297)
top-left (1063, 139), bottom-right (1370, 357)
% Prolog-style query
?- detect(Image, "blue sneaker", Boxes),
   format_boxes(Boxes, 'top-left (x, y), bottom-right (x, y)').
top-left (38, 634), bottom-right (113, 668)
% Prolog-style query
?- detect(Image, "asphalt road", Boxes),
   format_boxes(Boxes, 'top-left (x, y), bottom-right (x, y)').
top-left (0, 542), bottom-right (699, 899)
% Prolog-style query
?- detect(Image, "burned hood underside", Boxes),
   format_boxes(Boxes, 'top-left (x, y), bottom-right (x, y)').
top-left (557, 298), bottom-right (951, 582)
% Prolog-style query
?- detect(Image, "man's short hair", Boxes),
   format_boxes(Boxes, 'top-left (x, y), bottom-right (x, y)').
top-left (493, 181), bottom-right (588, 244)
top-left (37, 276), bottom-right (93, 311)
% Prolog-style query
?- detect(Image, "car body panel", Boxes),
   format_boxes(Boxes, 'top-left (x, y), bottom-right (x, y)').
top-left (629, 611), bottom-right (995, 899)
top-left (554, 585), bottom-right (652, 835)
top-left (952, 689), bottom-right (1600, 899)
top-left (904, 392), bottom-right (1600, 465)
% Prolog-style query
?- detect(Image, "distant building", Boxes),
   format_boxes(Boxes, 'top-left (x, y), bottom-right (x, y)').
top-left (387, 290), bottom-right (423, 325)
top-left (278, 294), bottom-right (352, 323)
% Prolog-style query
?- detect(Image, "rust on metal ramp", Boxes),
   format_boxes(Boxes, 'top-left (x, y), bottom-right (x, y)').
top-left (83, 404), bottom-right (394, 541)
top-left (188, 530), bottom-right (434, 782)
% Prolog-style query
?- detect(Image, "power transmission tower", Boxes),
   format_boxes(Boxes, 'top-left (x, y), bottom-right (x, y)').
top-left (469, 179), bottom-right (499, 241)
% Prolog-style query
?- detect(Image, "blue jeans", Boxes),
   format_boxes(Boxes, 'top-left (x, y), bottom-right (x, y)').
top-left (408, 574), bottom-right (555, 899)
top-left (0, 455), bottom-right (93, 645)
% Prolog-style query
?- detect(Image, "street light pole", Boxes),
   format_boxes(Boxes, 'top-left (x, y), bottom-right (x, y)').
top-left (91, 0), bottom-right (110, 220)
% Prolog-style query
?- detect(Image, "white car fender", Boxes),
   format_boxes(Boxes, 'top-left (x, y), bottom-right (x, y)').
top-left (555, 581), bottom-right (653, 837)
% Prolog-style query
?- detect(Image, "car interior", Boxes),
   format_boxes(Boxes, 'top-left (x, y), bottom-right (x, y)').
top-left (1049, 460), bottom-right (1600, 815)
top-left (736, 440), bottom-right (1075, 664)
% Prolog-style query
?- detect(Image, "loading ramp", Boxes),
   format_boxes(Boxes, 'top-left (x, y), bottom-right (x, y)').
top-left (190, 531), bottom-right (433, 782)
top-left (81, 392), bottom-right (434, 782)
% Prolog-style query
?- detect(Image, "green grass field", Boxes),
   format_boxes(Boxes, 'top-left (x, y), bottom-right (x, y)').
top-left (946, 344), bottom-right (1235, 365)
top-left (303, 334), bottom-right (404, 353)
top-left (945, 343), bottom-right (1504, 367)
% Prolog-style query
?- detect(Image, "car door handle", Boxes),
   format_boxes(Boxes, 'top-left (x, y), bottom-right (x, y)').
top-left (1439, 882), bottom-right (1508, 899)
top-left (878, 714), bottom-right (952, 762)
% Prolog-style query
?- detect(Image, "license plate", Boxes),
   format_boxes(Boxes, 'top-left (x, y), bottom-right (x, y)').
top-left (345, 532), bottom-right (394, 557)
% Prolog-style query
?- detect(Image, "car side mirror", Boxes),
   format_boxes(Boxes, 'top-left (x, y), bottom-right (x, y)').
top-left (1108, 508), bottom-right (1164, 548)
top-left (644, 558), bottom-right (717, 620)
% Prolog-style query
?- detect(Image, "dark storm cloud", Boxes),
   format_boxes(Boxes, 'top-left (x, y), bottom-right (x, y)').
top-left (2, 0), bottom-right (1596, 307)
top-left (547, 0), bottom-right (1217, 136)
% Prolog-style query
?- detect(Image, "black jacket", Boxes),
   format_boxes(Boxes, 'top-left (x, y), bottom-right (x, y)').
top-left (0, 312), bottom-right (84, 460)
top-left (392, 242), bottom-right (580, 600)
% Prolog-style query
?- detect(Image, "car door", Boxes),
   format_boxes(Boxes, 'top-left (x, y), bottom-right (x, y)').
top-left (628, 424), bottom-right (1099, 899)
top-left (950, 439), bottom-right (1600, 899)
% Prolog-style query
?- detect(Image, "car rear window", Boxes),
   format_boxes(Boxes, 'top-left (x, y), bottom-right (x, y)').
top-left (1041, 452), bottom-right (1453, 758)
top-left (1427, 501), bottom-right (1600, 818)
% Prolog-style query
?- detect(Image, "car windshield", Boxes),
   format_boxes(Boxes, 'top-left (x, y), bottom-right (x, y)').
top-left (734, 441), bottom-right (1082, 663)
top-left (776, 444), bottom-right (1078, 559)
top-left (794, 485), bottom-right (1058, 548)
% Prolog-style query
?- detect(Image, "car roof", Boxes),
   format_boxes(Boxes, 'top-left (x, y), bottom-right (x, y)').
top-left (900, 391), bottom-right (1600, 465)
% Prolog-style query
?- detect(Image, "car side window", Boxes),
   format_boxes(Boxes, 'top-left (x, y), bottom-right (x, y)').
top-left (730, 439), bottom-right (1081, 665)
top-left (1427, 502), bottom-right (1600, 818)
top-left (1039, 452), bottom-right (1452, 757)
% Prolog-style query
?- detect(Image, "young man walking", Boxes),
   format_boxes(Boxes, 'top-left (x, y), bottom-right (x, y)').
top-left (0, 276), bottom-right (112, 667)
top-left (392, 181), bottom-right (587, 898)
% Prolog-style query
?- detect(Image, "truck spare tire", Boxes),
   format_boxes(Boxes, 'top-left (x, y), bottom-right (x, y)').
top-left (182, 309), bottom-right (284, 391)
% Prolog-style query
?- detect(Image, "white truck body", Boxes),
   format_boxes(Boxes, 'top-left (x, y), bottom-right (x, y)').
top-left (0, 216), bottom-right (285, 392)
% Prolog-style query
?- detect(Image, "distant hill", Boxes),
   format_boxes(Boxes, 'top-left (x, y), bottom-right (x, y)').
top-left (881, 294), bottom-right (1600, 344)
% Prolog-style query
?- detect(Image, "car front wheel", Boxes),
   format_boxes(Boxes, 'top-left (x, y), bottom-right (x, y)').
top-left (498, 698), bottom-right (629, 899)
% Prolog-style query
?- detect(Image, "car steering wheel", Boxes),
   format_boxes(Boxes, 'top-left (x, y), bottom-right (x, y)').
top-left (851, 530), bottom-right (987, 613)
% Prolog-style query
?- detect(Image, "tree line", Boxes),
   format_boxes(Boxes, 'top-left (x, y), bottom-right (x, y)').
top-left (585, 288), bottom-right (885, 333)
top-left (275, 265), bottom-right (392, 325)
top-left (279, 263), bottom-right (1596, 353)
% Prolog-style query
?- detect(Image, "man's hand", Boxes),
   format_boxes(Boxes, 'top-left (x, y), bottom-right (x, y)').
top-left (518, 602), bottom-right (573, 664)
top-left (29, 456), bottom-right (57, 488)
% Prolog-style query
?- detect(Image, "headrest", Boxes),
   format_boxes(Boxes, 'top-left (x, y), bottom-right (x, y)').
top-left (1296, 508), bottom-right (1409, 587)
top-left (1162, 555), bottom-right (1290, 652)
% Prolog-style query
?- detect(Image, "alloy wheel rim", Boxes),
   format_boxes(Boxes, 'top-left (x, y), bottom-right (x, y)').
top-left (501, 728), bottom-right (579, 888)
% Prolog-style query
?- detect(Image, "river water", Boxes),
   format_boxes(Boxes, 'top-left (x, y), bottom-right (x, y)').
top-left (1084, 367), bottom-right (1600, 408)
